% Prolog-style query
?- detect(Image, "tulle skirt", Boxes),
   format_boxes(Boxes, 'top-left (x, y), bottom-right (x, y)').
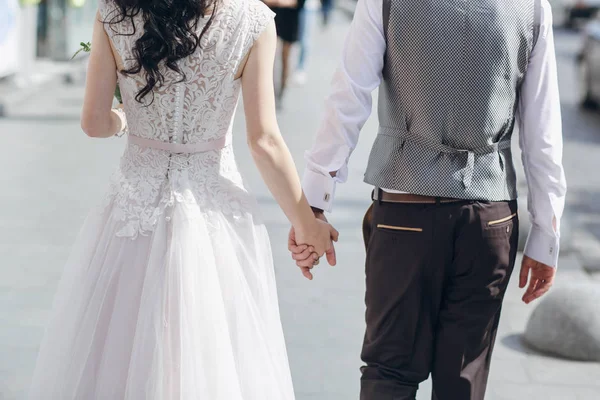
top-left (28, 197), bottom-right (295, 399)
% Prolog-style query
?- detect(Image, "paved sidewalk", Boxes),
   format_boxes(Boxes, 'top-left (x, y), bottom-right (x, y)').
top-left (0, 59), bottom-right (86, 118)
top-left (1, 9), bottom-right (600, 400)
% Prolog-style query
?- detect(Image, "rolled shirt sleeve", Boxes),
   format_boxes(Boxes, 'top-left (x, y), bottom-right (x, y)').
top-left (302, 0), bottom-right (385, 212)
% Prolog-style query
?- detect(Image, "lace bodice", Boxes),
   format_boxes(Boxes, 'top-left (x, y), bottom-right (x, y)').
top-left (100, 0), bottom-right (271, 144)
top-left (97, 0), bottom-right (274, 238)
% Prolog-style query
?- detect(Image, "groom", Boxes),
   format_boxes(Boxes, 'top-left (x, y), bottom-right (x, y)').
top-left (289, 0), bottom-right (566, 399)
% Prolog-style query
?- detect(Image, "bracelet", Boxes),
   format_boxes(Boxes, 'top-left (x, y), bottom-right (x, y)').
top-left (112, 107), bottom-right (129, 137)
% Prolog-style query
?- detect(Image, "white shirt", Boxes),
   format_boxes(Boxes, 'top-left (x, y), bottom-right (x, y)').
top-left (302, 0), bottom-right (567, 268)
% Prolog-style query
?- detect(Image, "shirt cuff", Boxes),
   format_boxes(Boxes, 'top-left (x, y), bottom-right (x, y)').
top-left (302, 169), bottom-right (337, 213)
top-left (523, 224), bottom-right (560, 268)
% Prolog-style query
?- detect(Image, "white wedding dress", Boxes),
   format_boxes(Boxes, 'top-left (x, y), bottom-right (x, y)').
top-left (28, 1), bottom-right (296, 399)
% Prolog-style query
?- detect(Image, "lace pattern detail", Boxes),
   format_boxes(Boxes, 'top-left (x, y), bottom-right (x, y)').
top-left (244, 0), bottom-right (276, 52)
top-left (102, 143), bottom-right (258, 239)
top-left (97, 0), bottom-right (274, 238)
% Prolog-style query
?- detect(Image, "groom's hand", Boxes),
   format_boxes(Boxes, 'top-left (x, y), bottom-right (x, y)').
top-left (288, 211), bottom-right (338, 279)
top-left (519, 255), bottom-right (556, 304)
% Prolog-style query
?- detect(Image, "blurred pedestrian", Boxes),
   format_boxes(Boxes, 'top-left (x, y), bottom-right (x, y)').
top-left (265, 0), bottom-right (306, 106)
top-left (293, 0), bottom-right (318, 85)
top-left (320, 0), bottom-right (333, 27)
top-left (36, 0), bottom-right (49, 56)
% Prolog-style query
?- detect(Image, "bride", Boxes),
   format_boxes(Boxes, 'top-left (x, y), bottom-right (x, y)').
top-left (28, 0), bottom-right (337, 398)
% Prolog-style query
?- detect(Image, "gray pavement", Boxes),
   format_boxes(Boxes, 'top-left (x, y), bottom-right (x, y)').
top-left (2, 10), bottom-right (600, 400)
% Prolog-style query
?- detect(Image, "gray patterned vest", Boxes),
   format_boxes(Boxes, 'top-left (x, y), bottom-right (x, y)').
top-left (364, 0), bottom-right (541, 201)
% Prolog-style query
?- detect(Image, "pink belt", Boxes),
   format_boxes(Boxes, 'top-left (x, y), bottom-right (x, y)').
top-left (128, 135), bottom-right (228, 153)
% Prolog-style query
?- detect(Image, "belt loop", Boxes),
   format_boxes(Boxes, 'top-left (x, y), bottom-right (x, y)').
top-left (435, 197), bottom-right (441, 206)
top-left (377, 188), bottom-right (383, 205)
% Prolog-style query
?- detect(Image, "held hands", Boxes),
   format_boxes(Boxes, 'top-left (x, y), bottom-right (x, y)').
top-left (519, 255), bottom-right (556, 304)
top-left (288, 212), bottom-right (339, 280)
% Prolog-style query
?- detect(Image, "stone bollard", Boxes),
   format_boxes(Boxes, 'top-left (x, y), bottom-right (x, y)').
top-left (523, 283), bottom-right (600, 361)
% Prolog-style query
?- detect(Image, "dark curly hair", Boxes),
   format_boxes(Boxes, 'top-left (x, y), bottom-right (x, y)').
top-left (105, 0), bottom-right (219, 103)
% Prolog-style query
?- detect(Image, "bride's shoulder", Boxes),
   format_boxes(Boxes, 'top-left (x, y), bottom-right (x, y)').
top-left (218, 0), bottom-right (274, 33)
top-left (222, 0), bottom-right (272, 16)
top-left (246, 0), bottom-right (273, 14)
top-left (236, 0), bottom-right (275, 28)
top-left (97, 0), bottom-right (112, 13)
top-left (97, 0), bottom-right (119, 20)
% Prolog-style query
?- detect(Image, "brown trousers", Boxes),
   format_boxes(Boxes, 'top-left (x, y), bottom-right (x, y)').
top-left (360, 199), bottom-right (519, 400)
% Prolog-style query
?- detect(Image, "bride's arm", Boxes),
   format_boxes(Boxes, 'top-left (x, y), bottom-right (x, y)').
top-left (81, 11), bottom-right (125, 138)
top-left (241, 20), bottom-right (338, 259)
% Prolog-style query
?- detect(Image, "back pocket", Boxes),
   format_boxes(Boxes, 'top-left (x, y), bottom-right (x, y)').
top-left (487, 213), bottom-right (517, 228)
top-left (377, 224), bottom-right (423, 233)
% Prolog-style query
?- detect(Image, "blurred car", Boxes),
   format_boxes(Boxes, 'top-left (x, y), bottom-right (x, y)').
top-left (579, 13), bottom-right (600, 109)
top-left (550, 0), bottom-right (600, 28)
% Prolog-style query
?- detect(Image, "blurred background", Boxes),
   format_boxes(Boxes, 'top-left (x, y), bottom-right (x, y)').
top-left (1, 0), bottom-right (600, 399)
